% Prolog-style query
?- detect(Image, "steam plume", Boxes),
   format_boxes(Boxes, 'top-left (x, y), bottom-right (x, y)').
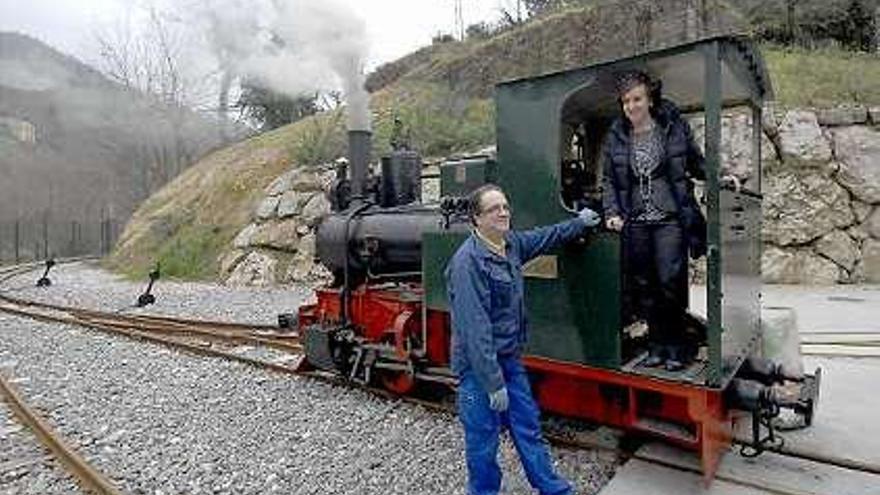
top-left (200, 0), bottom-right (371, 130)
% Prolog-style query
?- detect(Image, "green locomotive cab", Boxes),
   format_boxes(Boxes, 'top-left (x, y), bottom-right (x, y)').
top-left (426, 35), bottom-right (772, 389)
top-left (420, 36), bottom-right (797, 479)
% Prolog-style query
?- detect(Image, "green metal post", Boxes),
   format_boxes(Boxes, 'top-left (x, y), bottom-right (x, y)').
top-left (704, 41), bottom-right (723, 386)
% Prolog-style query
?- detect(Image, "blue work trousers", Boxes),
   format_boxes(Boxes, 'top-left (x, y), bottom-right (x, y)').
top-left (457, 355), bottom-right (572, 495)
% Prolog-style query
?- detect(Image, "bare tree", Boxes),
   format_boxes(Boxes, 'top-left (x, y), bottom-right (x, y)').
top-left (499, 0), bottom-right (526, 26)
top-left (93, 3), bottom-right (216, 184)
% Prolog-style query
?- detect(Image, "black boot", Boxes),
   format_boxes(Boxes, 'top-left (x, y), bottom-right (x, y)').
top-left (664, 344), bottom-right (690, 372)
top-left (643, 344), bottom-right (665, 367)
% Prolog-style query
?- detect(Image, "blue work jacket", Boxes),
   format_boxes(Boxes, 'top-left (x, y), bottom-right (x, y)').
top-left (445, 217), bottom-right (588, 394)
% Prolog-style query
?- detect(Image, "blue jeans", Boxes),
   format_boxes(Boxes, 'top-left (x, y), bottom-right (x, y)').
top-left (457, 356), bottom-right (572, 495)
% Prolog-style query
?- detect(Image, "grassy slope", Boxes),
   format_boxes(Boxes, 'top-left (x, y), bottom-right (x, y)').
top-left (108, 7), bottom-right (880, 281)
top-left (764, 45), bottom-right (880, 107)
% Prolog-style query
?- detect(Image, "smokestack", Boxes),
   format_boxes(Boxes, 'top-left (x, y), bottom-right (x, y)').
top-left (342, 47), bottom-right (371, 203)
top-left (348, 129), bottom-right (371, 200)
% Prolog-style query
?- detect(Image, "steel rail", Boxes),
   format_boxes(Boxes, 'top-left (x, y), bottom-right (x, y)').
top-left (0, 256), bottom-right (101, 291)
top-left (73, 313), bottom-right (303, 353)
top-left (0, 292), bottom-right (280, 332)
top-left (120, 312), bottom-right (280, 332)
top-left (0, 294), bottom-right (301, 352)
top-left (733, 436), bottom-right (880, 476)
top-left (0, 372), bottom-right (124, 495)
top-left (0, 300), bottom-right (301, 372)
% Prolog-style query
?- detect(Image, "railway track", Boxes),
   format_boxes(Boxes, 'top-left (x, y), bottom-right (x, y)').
top-left (0, 260), bottom-right (308, 494)
top-left (0, 293), bottom-right (301, 353)
top-left (2, 261), bottom-right (879, 494)
top-left (0, 373), bottom-right (122, 495)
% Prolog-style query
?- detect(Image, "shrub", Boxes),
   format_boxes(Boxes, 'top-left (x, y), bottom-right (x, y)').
top-left (288, 110), bottom-right (346, 166)
top-left (372, 83), bottom-right (495, 158)
top-left (154, 224), bottom-right (232, 279)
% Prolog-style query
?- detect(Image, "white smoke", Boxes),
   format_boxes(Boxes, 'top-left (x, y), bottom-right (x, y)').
top-left (199, 0), bottom-right (371, 130)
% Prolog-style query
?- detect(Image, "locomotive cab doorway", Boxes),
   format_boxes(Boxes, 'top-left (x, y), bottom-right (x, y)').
top-left (558, 79), bottom-right (684, 371)
top-left (556, 80), bottom-right (699, 370)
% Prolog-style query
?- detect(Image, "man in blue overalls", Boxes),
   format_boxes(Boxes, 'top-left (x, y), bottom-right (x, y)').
top-left (445, 184), bottom-right (600, 495)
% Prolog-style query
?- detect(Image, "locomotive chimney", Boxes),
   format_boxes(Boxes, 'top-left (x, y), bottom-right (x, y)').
top-left (348, 128), bottom-right (371, 201)
top-left (340, 51), bottom-right (371, 203)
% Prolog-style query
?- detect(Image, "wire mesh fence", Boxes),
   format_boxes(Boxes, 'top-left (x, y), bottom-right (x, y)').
top-left (0, 214), bottom-right (117, 264)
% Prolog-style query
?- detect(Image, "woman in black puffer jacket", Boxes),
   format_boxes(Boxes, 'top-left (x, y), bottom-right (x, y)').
top-left (602, 70), bottom-right (706, 371)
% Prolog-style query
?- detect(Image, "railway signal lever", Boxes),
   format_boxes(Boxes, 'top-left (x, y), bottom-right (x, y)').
top-left (136, 265), bottom-right (160, 307)
top-left (36, 258), bottom-right (56, 287)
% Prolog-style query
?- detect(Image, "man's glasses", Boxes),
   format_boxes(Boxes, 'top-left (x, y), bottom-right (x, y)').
top-left (481, 203), bottom-right (511, 215)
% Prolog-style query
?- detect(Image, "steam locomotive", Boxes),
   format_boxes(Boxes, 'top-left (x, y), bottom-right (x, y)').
top-left (295, 35), bottom-right (820, 482)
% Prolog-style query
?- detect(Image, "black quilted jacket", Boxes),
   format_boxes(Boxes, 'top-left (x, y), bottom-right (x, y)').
top-left (602, 99), bottom-right (707, 258)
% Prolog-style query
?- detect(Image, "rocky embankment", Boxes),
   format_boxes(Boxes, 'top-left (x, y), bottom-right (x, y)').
top-left (223, 106), bottom-right (880, 286)
top-left (220, 167), bottom-right (336, 287)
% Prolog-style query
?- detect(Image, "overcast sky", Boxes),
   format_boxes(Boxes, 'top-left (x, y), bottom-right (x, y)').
top-left (0, 0), bottom-right (507, 69)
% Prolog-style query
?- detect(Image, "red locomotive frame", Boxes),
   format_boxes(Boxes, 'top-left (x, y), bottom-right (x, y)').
top-left (297, 282), bottom-right (731, 482)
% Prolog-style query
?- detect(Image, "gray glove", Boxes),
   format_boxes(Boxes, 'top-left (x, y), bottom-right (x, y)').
top-left (578, 207), bottom-right (601, 227)
top-left (488, 387), bottom-right (509, 412)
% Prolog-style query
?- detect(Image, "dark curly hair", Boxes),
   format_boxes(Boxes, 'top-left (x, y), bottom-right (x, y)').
top-left (614, 69), bottom-right (662, 110)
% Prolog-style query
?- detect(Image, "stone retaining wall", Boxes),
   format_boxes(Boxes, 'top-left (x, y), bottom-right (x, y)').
top-left (220, 167), bottom-right (335, 286)
top-left (734, 105), bottom-right (879, 283)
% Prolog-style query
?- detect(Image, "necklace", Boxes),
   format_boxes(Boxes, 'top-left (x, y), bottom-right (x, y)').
top-left (633, 118), bottom-right (656, 136)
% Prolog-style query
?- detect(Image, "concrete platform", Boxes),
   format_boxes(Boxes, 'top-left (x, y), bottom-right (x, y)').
top-left (600, 285), bottom-right (880, 493)
top-left (690, 284), bottom-right (880, 334)
top-left (599, 442), bottom-right (880, 495)
top-left (693, 285), bottom-right (880, 471)
top-left (598, 458), bottom-right (774, 495)
top-left (735, 355), bottom-right (880, 471)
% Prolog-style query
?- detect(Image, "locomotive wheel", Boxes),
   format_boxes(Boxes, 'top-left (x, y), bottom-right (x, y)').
top-left (379, 370), bottom-right (416, 395)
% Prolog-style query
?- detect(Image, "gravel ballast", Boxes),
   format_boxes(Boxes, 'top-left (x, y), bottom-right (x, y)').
top-left (0, 263), bottom-right (617, 494)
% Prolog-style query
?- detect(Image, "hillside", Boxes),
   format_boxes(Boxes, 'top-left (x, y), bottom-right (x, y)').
top-left (0, 32), bottom-right (229, 262)
top-left (107, 3), bottom-right (880, 282)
